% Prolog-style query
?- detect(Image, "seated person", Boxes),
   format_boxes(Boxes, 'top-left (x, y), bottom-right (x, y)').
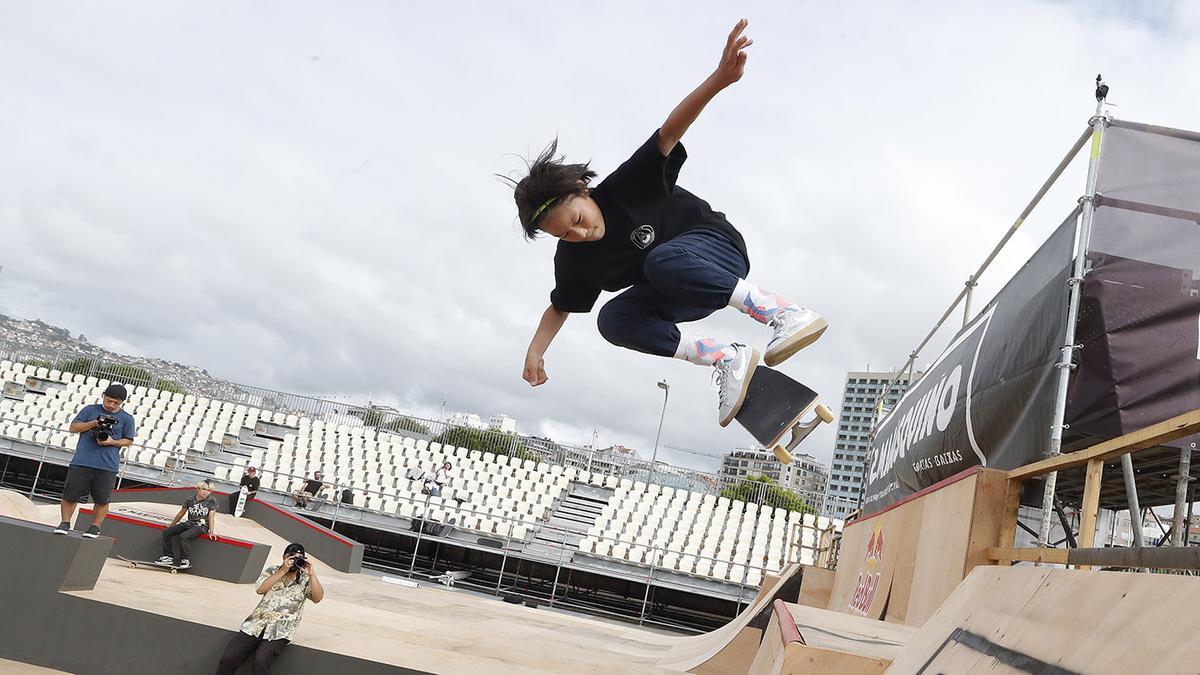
top-left (422, 461), bottom-right (453, 497)
top-left (292, 471), bottom-right (326, 508)
top-left (228, 466), bottom-right (261, 514)
top-left (158, 480), bottom-right (218, 568)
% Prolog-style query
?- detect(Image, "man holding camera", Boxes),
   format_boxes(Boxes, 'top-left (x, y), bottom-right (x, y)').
top-left (216, 542), bottom-right (324, 674)
top-left (54, 383), bottom-right (137, 538)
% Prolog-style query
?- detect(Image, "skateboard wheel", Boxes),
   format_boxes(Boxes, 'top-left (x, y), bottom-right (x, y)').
top-left (815, 404), bottom-right (834, 424)
top-left (169, 569), bottom-right (178, 575)
top-left (772, 445), bottom-right (794, 464)
top-left (128, 563), bottom-right (137, 568)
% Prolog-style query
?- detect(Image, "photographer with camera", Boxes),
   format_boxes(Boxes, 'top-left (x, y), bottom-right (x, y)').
top-left (54, 383), bottom-right (137, 538)
top-left (215, 543), bottom-right (324, 674)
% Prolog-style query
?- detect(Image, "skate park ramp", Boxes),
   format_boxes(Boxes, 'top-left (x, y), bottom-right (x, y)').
top-left (0, 489), bottom-right (57, 525)
top-left (886, 565), bottom-right (1200, 674)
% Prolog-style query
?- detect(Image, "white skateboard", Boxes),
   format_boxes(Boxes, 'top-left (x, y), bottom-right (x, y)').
top-left (234, 486), bottom-right (249, 518)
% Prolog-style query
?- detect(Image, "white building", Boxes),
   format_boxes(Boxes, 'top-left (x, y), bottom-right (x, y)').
top-left (488, 413), bottom-right (517, 434)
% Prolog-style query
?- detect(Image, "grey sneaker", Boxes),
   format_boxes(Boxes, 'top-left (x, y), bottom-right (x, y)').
top-left (714, 344), bottom-right (760, 427)
top-left (82, 525), bottom-right (101, 539)
top-left (53, 521), bottom-right (71, 534)
top-left (764, 308), bottom-right (827, 367)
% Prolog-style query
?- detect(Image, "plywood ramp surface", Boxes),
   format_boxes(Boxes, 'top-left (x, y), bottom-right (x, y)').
top-left (887, 566), bottom-right (1200, 674)
top-left (0, 489), bottom-right (55, 525)
top-left (748, 601), bottom-right (913, 675)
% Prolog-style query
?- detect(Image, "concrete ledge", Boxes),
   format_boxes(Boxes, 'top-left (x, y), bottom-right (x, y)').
top-left (111, 487), bottom-right (364, 573)
top-left (0, 514), bottom-right (112, 592)
top-left (76, 508), bottom-right (269, 584)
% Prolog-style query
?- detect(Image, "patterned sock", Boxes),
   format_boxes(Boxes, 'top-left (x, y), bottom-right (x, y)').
top-left (674, 334), bottom-right (738, 366)
top-left (728, 279), bottom-right (799, 324)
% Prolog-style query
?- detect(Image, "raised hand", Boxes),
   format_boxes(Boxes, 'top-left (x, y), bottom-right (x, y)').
top-left (713, 18), bottom-right (753, 88)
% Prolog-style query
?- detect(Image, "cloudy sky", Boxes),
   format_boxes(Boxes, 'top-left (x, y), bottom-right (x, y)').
top-left (2, 1), bottom-right (1198, 474)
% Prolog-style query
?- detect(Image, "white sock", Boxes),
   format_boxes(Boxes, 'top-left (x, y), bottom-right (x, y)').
top-left (728, 279), bottom-right (799, 324)
top-left (674, 333), bottom-right (737, 366)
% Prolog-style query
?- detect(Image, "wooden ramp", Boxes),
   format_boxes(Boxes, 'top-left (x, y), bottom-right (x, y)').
top-left (0, 489), bottom-right (56, 525)
top-left (747, 600), bottom-right (915, 675)
top-left (886, 566), bottom-right (1200, 674)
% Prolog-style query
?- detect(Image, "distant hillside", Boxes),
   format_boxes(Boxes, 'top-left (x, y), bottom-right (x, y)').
top-left (0, 313), bottom-right (238, 398)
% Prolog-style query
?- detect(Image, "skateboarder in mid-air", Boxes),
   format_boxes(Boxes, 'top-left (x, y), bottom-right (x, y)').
top-left (506, 19), bottom-right (827, 424)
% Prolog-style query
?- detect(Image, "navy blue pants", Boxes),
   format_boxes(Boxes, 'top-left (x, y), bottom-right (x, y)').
top-left (598, 229), bottom-right (749, 357)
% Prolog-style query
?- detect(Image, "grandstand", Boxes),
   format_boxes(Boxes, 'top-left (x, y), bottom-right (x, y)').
top-left (0, 357), bottom-right (839, 630)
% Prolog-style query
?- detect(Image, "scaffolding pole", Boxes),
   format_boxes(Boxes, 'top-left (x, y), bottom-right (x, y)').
top-left (1039, 79), bottom-right (1110, 551)
top-left (1171, 443), bottom-right (1194, 547)
top-left (1121, 454), bottom-right (1145, 551)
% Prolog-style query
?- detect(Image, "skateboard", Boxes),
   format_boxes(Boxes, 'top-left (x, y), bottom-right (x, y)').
top-left (116, 555), bottom-right (190, 574)
top-left (234, 486), bottom-right (249, 518)
top-left (734, 366), bottom-right (835, 463)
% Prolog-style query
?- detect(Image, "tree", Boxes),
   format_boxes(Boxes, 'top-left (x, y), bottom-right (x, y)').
top-left (431, 426), bottom-right (539, 463)
top-left (721, 475), bottom-right (815, 514)
top-left (356, 406), bottom-right (431, 435)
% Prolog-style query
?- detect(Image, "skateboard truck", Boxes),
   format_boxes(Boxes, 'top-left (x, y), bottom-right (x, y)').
top-left (772, 404), bottom-right (834, 464)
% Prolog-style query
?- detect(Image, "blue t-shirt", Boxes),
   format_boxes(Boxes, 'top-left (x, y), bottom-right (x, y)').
top-left (71, 404), bottom-right (137, 473)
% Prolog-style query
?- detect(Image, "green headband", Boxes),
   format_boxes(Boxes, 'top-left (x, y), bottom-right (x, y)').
top-left (531, 197), bottom-right (557, 225)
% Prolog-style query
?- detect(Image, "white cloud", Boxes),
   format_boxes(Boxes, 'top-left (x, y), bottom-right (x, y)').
top-left (2, 0), bottom-right (1198, 479)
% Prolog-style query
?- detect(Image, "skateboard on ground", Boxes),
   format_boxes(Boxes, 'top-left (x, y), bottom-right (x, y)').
top-left (116, 555), bottom-right (190, 574)
top-left (234, 486), bottom-right (249, 518)
top-left (735, 366), bottom-right (835, 463)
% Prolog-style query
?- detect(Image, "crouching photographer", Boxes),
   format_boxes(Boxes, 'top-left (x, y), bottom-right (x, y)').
top-left (216, 543), bottom-right (324, 674)
top-left (55, 383), bottom-right (137, 538)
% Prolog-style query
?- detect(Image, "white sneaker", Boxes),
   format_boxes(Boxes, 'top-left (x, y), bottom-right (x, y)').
top-left (157, 556), bottom-right (174, 565)
top-left (764, 308), bottom-right (827, 366)
top-left (714, 344), bottom-right (760, 427)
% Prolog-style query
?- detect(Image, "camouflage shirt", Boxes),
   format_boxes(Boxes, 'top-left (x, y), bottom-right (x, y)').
top-left (239, 565), bottom-right (312, 641)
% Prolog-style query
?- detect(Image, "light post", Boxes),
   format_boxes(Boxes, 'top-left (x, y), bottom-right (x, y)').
top-left (648, 380), bottom-right (669, 486)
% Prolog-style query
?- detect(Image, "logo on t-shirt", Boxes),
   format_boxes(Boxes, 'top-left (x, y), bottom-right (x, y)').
top-left (631, 225), bottom-right (656, 249)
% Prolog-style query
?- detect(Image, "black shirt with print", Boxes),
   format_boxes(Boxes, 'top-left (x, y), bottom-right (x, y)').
top-left (184, 496), bottom-right (218, 528)
top-left (550, 129), bottom-right (749, 313)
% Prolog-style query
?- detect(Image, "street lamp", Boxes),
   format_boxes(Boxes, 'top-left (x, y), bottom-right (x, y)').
top-left (649, 380), bottom-right (669, 486)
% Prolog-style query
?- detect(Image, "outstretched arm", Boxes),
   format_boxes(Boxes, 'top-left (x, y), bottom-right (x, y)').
top-left (658, 19), bottom-right (753, 156)
top-left (524, 304), bottom-right (568, 386)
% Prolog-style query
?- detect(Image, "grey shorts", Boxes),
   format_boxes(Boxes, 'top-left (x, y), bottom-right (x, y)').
top-left (63, 466), bottom-right (117, 505)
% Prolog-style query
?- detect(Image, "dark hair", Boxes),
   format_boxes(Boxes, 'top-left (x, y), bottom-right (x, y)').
top-left (103, 384), bottom-right (128, 401)
top-left (499, 139), bottom-right (597, 240)
top-left (283, 543), bottom-right (305, 557)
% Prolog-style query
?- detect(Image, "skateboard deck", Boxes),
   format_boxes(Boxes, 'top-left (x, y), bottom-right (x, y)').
top-left (234, 486), bottom-right (249, 518)
top-left (734, 366), bottom-right (835, 463)
top-left (116, 555), bottom-right (190, 574)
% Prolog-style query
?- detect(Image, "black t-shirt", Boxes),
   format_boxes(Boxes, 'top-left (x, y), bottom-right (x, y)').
top-left (184, 496), bottom-right (218, 526)
top-left (240, 475), bottom-right (261, 493)
top-left (550, 130), bottom-right (749, 313)
top-left (304, 479), bottom-right (323, 494)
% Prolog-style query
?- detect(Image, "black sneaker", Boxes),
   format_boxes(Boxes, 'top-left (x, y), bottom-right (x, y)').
top-left (82, 525), bottom-right (101, 539)
top-left (53, 521), bottom-right (71, 535)
top-left (178, 559), bottom-right (192, 569)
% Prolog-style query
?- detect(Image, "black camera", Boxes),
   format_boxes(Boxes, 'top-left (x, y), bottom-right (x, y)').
top-left (290, 555), bottom-right (308, 572)
top-left (91, 414), bottom-right (118, 443)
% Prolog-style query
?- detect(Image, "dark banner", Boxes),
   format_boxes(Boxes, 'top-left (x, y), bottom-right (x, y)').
top-left (1066, 121), bottom-right (1200, 443)
top-left (862, 214), bottom-right (1076, 514)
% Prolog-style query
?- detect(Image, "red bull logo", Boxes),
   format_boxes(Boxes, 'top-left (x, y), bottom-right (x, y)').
top-left (849, 523), bottom-right (885, 615)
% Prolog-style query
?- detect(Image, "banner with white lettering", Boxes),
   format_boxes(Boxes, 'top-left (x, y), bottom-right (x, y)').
top-left (862, 213), bottom-right (1076, 514)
